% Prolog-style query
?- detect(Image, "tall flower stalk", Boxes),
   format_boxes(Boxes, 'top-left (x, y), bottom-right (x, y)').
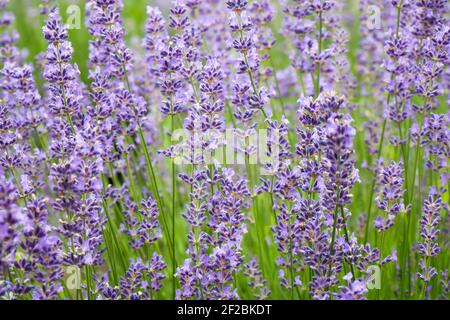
top-left (0, 0), bottom-right (448, 301)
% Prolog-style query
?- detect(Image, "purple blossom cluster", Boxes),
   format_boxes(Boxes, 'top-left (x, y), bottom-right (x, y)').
top-left (0, 0), bottom-right (449, 301)
top-left (176, 168), bottom-right (249, 299)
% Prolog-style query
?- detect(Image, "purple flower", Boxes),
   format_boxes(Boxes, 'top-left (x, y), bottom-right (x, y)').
top-left (226, 0), bottom-right (248, 12)
top-left (374, 161), bottom-right (406, 232)
top-left (0, 177), bottom-right (22, 274)
top-left (321, 113), bottom-right (359, 213)
top-left (417, 188), bottom-right (445, 284)
top-left (334, 273), bottom-right (368, 300)
top-left (121, 196), bottom-right (162, 249)
top-left (176, 168), bottom-right (249, 299)
top-left (244, 257), bottom-right (271, 299)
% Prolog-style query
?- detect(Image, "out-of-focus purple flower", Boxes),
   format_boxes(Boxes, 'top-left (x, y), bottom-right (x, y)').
top-left (244, 257), bottom-right (271, 299)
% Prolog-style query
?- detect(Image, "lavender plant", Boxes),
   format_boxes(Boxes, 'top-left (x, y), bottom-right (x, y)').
top-left (0, 0), bottom-right (448, 301)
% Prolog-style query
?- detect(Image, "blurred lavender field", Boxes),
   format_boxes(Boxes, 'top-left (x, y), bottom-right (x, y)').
top-left (0, 0), bottom-right (449, 300)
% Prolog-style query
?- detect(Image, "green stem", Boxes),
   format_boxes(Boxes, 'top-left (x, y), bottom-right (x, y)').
top-left (376, 232), bottom-right (385, 300)
top-left (125, 154), bottom-right (139, 203)
top-left (420, 256), bottom-right (429, 300)
top-left (341, 207), bottom-right (356, 279)
top-left (364, 117), bottom-right (386, 243)
top-left (365, 0), bottom-right (404, 244)
top-left (268, 54), bottom-right (287, 116)
top-left (236, 12), bottom-right (268, 120)
top-left (171, 114), bottom-right (177, 300)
